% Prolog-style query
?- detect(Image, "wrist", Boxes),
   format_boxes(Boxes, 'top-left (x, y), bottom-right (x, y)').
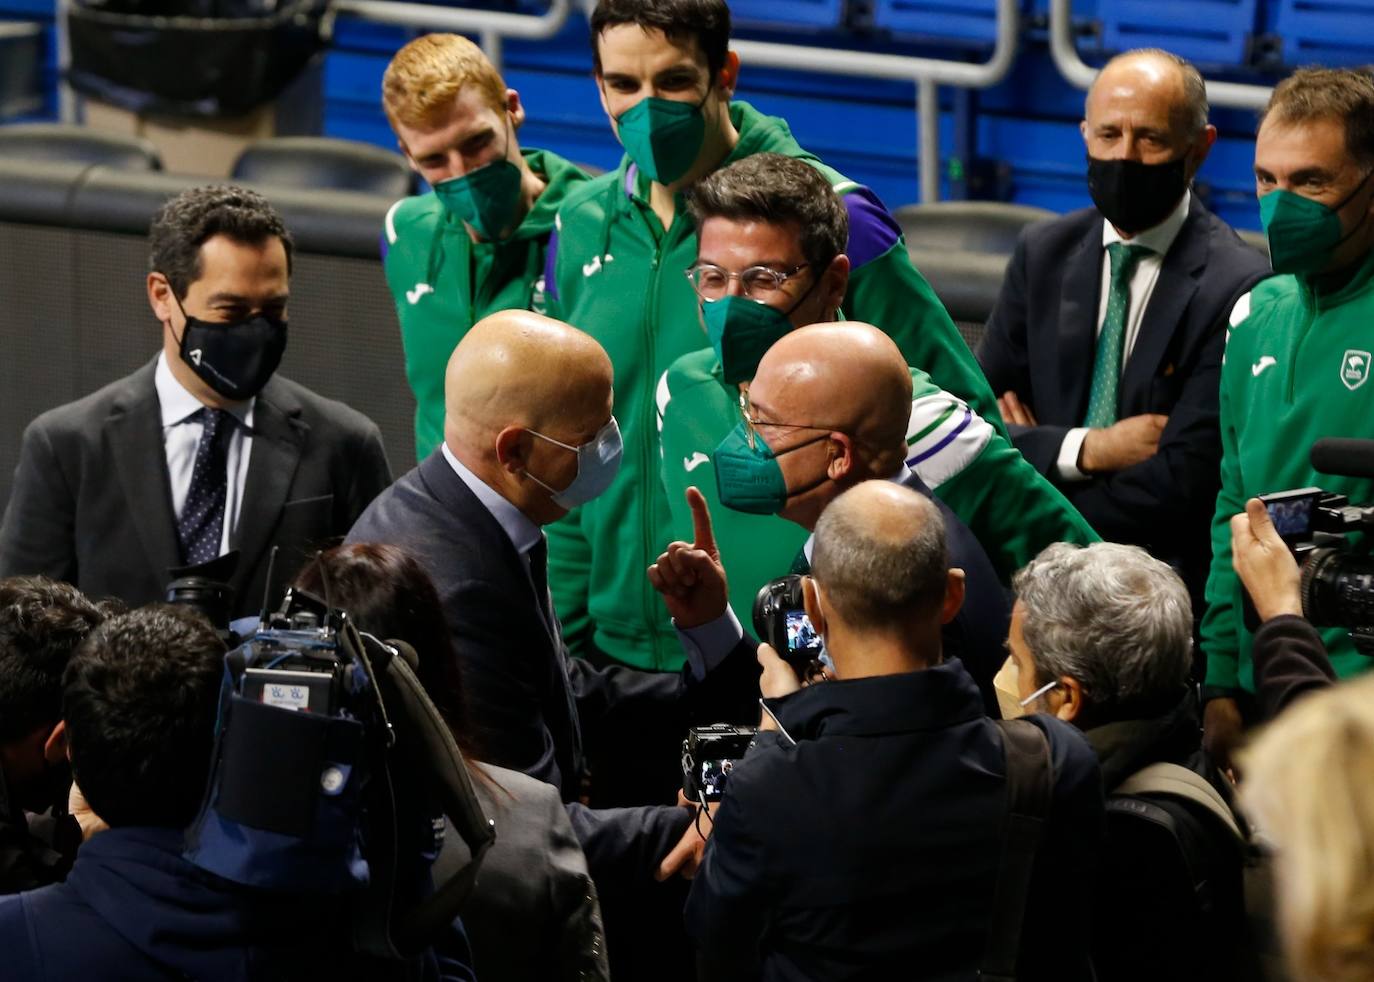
top-left (1077, 430), bottom-right (1098, 473)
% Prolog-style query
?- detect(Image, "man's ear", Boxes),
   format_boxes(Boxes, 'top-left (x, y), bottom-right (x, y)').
top-left (493, 426), bottom-right (533, 476)
top-left (147, 272), bottom-right (175, 325)
top-left (940, 568), bottom-right (966, 625)
top-left (507, 88), bottom-right (526, 130)
top-left (822, 254), bottom-right (850, 317)
top-left (826, 433), bottom-right (855, 482)
top-left (718, 51), bottom-right (741, 97)
top-left (43, 720), bottom-right (67, 766)
top-left (1055, 676), bottom-right (1084, 723)
top-left (802, 575), bottom-right (827, 639)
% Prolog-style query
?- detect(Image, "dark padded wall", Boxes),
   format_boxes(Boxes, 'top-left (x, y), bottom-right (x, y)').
top-left (0, 220), bottom-right (414, 513)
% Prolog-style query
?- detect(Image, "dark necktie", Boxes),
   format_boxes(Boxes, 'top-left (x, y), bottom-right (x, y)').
top-left (178, 408), bottom-right (233, 566)
top-left (528, 534), bottom-right (555, 630)
top-left (1083, 241), bottom-right (1152, 428)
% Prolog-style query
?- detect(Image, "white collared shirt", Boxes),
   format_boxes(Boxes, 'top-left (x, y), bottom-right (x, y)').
top-left (1057, 190), bottom-right (1192, 481)
top-left (155, 352), bottom-right (254, 557)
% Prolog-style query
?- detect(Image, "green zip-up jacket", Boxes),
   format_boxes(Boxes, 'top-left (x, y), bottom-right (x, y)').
top-left (659, 350), bottom-right (1099, 631)
top-left (1202, 247), bottom-right (1374, 696)
top-left (383, 149), bottom-right (590, 460)
top-left (542, 101), bottom-right (1004, 669)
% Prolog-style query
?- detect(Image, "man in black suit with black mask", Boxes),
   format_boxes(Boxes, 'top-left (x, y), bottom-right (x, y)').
top-left (0, 186), bottom-right (392, 614)
top-left (978, 49), bottom-right (1269, 594)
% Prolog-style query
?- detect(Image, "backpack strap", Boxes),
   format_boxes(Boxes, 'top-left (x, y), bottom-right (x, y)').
top-left (1114, 763), bottom-right (1244, 843)
top-left (980, 719), bottom-right (1054, 982)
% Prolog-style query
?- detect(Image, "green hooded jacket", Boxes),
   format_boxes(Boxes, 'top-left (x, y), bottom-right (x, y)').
top-left (1202, 246), bottom-right (1374, 695)
top-left (383, 148), bottom-right (590, 459)
top-left (659, 351), bottom-right (1099, 629)
top-left (543, 101), bottom-right (1003, 669)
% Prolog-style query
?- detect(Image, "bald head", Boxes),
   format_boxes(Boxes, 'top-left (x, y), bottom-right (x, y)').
top-left (444, 310), bottom-right (612, 453)
top-left (811, 481), bottom-right (948, 628)
top-left (1087, 49), bottom-right (1208, 141)
top-left (754, 322), bottom-right (912, 463)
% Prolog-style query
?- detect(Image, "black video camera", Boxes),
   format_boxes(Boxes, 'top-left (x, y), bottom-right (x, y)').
top-left (682, 723), bottom-right (756, 803)
top-left (753, 574), bottom-right (824, 670)
top-left (1255, 438), bottom-right (1374, 654)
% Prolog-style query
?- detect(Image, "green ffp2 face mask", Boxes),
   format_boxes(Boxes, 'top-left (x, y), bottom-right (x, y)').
top-left (614, 90), bottom-right (710, 185)
top-left (1261, 170), bottom-right (1373, 276)
top-left (433, 158), bottom-right (524, 241)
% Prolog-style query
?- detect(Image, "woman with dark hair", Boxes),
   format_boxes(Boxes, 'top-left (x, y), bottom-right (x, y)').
top-left (294, 543), bottom-right (609, 982)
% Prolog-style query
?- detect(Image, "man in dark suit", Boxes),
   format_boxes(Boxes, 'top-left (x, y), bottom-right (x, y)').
top-left (978, 49), bottom-right (1270, 588)
top-left (346, 310), bottom-right (758, 891)
top-left (658, 322), bottom-right (1012, 716)
top-left (0, 186), bottom-right (392, 616)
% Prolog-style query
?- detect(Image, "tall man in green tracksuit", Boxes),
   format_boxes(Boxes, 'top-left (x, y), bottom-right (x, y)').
top-left (1202, 68), bottom-right (1374, 768)
top-left (543, 0), bottom-right (1004, 669)
top-left (660, 153), bottom-right (1098, 628)
top-left (380, 33), bottom-right (590, 459)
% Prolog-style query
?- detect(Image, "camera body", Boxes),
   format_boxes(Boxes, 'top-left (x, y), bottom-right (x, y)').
top-left (682, 723), bottom-right (757, 803)
top-left (1258, 486), bottom-right (1374, 653)
top-left (752, 574), bottom-right (824, 669)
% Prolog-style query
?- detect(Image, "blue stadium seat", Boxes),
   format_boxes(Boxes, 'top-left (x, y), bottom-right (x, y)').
top-left (1274, 0), bottom-right (1374, 67)
top-left (729, 0), bottom-right (846, 31)
top-left (871, 0), bottom-right (1002, 46)
top-left (1098, 0), bottom-right (1259, 66)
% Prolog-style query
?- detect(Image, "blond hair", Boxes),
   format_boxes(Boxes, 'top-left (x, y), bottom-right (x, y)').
top-left (1241, 674), bottom-right (1374, 982)
top-left (382, 33), bottom-right (508, 133)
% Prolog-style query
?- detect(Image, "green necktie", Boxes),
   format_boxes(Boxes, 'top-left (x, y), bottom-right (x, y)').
top-left (1083, 242), bottom-right (1151, 428)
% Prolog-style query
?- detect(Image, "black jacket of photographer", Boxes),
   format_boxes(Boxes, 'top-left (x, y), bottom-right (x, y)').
top-left (684, 657), bottom-right (1103, 982)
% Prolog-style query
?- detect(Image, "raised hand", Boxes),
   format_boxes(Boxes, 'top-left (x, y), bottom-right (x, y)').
top-left (647, 487), bottom-right (729, 629)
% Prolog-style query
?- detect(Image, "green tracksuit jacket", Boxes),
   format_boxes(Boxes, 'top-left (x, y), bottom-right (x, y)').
top-left (543, 101), bottom-right (1004, 669)
top-left (383, 149), bottom-right (590, 459)
top-left (1202, 247), bottom-right (1374, 696)
top-left (659, 351), bottom-right (1099, 633)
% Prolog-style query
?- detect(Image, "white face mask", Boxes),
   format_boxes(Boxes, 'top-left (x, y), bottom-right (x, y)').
top-left (524, 417), bottom-right (623, 509)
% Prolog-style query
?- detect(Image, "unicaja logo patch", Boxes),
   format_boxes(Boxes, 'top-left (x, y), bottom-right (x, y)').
top-left (1342, 349), bottom-right (1371, 391)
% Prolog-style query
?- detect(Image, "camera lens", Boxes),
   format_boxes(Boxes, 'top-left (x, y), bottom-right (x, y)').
top-left (1300, 547), bottom-right (1374, 629)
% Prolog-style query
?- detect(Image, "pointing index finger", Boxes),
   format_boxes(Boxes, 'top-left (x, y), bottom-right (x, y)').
top-left (685, 486), bottom-right (718, 558)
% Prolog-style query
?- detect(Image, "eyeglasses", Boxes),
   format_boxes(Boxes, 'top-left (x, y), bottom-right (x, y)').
top-left (738, 392), bottom-right (839, 451)
top-left (685, 262), bottom-right (810, 302)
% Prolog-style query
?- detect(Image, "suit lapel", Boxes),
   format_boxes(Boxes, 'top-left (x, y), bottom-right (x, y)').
top-left (1056, 227), bottom-right (1104, 421)
top-left (1119, 206), bottom-right (1206, 411)
top-left (107, 362), bottom-right (181, 582)
top-left (231, 379), bottom-right (306, 597)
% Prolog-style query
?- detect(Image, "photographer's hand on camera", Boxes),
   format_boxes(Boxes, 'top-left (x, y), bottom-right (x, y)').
top-left (757, 643), bottom-right (803, 730)
top-left (1232, 498), bottom-right (1303, 621)
top-left (656, 789), bottom-right (719, 882)
top-left (648, 488), bottom-right (729, 628)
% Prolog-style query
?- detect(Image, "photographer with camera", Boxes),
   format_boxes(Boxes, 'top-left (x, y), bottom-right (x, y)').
top-left (683, 481), bottom-right (1102, 981)
top-left (1230, 498), bottom-right (1338, 719)
top-left (1201, 68), bottom-right (1374, 768)
top-left (0, 604), bottom-right (477, 980)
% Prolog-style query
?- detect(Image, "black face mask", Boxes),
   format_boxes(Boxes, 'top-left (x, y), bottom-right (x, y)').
top-left (170, 290), bottom-right (288, 401)
top-left (1086, 155), bottom-right (1190, 235)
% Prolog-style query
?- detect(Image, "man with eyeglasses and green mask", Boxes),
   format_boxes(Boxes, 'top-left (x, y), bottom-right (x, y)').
top-left (1202, 67), bottom-right (1374, 773)
top-left (542, 0), bottom-right (1002, 671)
top-left (658, 153), bottom-right (1098, 639)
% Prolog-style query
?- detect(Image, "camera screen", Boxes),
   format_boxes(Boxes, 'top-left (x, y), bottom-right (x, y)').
top-left (786, 609), bottom-right (823, 656)
top-left (699, 758), bottom-right (737, 799)
top-left (1265, 493), bottom-right (1320, 539)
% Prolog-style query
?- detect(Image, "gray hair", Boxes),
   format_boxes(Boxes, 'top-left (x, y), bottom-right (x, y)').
top-left (1090, 48), bottom-right (1210, 138)
top-left (812, 482), bottom-right (947, 628)
top-left (1013, 542), bottom-right (1192, 716)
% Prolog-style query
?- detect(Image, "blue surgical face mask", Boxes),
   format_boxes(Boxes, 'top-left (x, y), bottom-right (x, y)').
top-left (525, 417), bottom-right (623, 509)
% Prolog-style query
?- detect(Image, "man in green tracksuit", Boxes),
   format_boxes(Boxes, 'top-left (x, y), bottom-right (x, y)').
top-left (380, 33), bottom-right (590, 459)
top-left (660, 153), bottom-right (1098, 628)
top-left (543, 0), bottom-right (1003, 669)
top-left (1202, 68), bottom-right (1374, 768)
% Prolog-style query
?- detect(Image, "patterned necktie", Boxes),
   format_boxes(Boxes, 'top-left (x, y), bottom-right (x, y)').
top-left (1083, 242), bottom-right (1151, 428)
top-left (177, 408), bottom-right (233, 566)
